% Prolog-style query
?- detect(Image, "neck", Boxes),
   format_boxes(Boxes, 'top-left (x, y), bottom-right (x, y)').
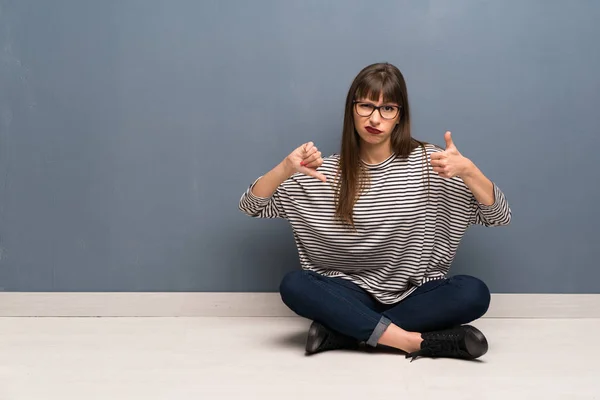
top-left (360, 140), bottom-right (393, 164)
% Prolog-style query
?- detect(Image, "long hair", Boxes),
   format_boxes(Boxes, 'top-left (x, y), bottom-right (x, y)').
top-left (334, 62), bottom-right (430, 228)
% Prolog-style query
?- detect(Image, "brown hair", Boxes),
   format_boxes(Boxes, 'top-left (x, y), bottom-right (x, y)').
top-left (334, 62), bottom-right (430, 228)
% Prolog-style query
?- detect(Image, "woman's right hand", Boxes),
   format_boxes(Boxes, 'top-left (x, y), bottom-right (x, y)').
top-left (249, 142), bottom-right (326, 199)
top-left (284, 142), bottom-right (326, 182)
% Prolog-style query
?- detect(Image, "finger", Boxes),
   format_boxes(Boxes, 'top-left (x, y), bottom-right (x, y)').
top-left (303, 141), bottom-right (314, 154)
top-left (303, 158), bottom-right (323, 169)
top-left (436, 169), bottom-right (453, 178)
top-left (301, 150), bottom-right (321, 166)
top-left (430, 159), bottom-right (446, 168)
top-left (300, 166), bottom-right (327, 182)
top-left (430, 151), bottom-right (447, 160)
top-left (301, 147), bottom-right (318, 164)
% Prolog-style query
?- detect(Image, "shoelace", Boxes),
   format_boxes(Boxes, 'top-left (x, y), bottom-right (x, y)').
top-left (406, 331), bottom-right (464, 362)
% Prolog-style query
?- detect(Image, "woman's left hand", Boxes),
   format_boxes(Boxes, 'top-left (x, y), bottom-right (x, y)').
top-left (430, 131), bottom-right (474, 179)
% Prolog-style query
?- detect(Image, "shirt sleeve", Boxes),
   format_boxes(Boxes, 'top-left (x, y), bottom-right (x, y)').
top-left (238, 176), bottom-right (287, 219)
top-left (471, 182), bottom-right (512, 227)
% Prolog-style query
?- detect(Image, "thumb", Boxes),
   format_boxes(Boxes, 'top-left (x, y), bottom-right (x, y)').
top-left (300, 166), bottom-right (327, 183)
top-left (444, 131), bottom-right (455, 149)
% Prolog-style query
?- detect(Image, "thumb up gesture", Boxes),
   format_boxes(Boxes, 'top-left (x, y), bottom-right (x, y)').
top-left (430, 131), bottom-right (472, 179)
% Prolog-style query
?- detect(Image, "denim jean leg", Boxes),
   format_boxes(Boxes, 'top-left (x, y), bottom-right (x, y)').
top-left (279, 270), bottom-right (384, 342)
top-left (381, 275), bottom-right (491, 333)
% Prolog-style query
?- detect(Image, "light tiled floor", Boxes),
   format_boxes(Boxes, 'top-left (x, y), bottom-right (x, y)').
top-left (0, 317), bottom-right (598, 399)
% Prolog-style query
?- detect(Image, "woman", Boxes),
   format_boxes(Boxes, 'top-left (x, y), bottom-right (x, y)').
top-left (238, 62), bottom-right (511, 361)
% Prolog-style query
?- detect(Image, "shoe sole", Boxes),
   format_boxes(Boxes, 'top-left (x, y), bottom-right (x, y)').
top-left (463, 325), bottom-right (489, 359)
top-left (305, 321), bottom-right (325, 355)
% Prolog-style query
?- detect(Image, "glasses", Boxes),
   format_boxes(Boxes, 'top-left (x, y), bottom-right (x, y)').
top-left (353, 101), bottom-right (401, 120)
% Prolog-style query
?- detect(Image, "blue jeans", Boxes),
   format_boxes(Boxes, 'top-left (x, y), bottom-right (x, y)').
top-left (279, 270), bottom-right (491, 347)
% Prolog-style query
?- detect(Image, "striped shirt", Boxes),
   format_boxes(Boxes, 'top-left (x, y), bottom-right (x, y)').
top-left (238, 144), bottom-right (511, 304)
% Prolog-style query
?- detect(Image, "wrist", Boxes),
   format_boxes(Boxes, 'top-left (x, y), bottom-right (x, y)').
top-left (460, 158), bottom-right (477, 179)
top-left (279, 158), bottom-right (295, 179)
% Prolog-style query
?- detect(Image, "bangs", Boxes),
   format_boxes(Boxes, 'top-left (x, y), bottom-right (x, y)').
top-left (354, 73), bottom-right (402, 105)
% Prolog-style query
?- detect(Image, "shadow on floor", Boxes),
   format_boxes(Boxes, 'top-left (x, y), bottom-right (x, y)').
top-left (275, 331), bottom-right (307, 349)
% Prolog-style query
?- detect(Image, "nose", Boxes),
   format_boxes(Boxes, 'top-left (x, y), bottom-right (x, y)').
top-left (369, 109), bottom-right (381, 125)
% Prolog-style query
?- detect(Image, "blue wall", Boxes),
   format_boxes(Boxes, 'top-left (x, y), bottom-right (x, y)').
top-left (0, 0), bottom-right (598, 292)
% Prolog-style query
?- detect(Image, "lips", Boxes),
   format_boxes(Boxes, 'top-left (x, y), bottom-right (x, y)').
top-left (365, 126), bottom-right (382, 134)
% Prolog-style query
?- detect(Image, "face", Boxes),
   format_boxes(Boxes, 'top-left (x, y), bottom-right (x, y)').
top-left (353, 93), bottom-right (400, 147)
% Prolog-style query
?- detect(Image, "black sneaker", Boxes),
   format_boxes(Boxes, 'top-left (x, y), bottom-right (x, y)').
top-left (305, 321), bottom-right (360, 355)
top-left (406, 325), bottom-right (488, 361)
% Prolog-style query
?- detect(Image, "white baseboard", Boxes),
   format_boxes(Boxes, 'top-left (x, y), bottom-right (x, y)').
top-left (0, 293), bottom-right (598, 318)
